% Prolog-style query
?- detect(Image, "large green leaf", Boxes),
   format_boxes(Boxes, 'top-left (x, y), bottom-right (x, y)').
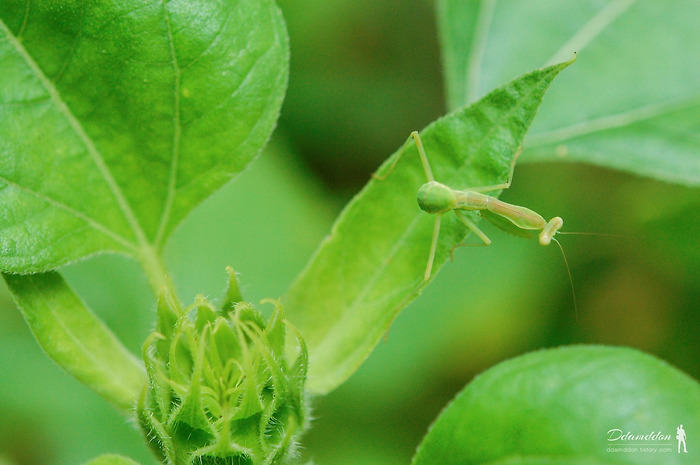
top-left (412, 346), bottom-right (700, 465)
top-left (3, 272), bottom-right (146, 411)
top-left (284, 58), bottom-right (574, 394)
top-left (438, 0), bottom-right (700, 186)
top-left (0, 0), bottom-right (289, 274)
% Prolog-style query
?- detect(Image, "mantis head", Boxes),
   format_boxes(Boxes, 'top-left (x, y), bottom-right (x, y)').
top-left (538, 216), bottom-right (564, 246)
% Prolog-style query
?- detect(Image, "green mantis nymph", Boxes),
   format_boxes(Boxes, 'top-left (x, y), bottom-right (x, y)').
top-left (380, 131), bottom-right (566, 282)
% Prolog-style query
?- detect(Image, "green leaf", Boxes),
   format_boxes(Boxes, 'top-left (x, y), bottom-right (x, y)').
top-left (3, 272), bottom-right (146, 411)
top-left (0, 0), bottom-right (289, 273)
top-left (412, 346), bottom-right (700, 465)
top-left (284, 58), bottom-right (574, 394)
top-left (438, 0), bottom-right (700, 186)
top-left (82, 455), bottom-right (141, 465)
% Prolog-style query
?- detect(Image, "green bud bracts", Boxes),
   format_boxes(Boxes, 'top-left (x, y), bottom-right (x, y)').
top-left (137, 269), bottom-right (309, 465)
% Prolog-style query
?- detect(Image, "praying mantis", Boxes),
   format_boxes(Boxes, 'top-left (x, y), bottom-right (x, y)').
top-left (377, 131), bottom-right (568, 284)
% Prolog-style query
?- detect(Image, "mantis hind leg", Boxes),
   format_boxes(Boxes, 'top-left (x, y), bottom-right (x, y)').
top-left (450, 210), bottom-right (491, 259)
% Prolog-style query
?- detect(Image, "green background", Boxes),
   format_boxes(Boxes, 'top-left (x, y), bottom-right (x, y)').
top-left (2, 1), bottom-right (699, 464)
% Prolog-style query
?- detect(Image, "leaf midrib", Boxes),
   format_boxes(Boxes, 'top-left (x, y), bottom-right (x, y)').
top-left (464, 0), bottom-right (637, 107)
top-left (543, 0), bottom-right (638, 66)
top-left (1, 18), bottom-right (151, 253)
top-left (463, 0), bottom-right (495, 105)
top-left (24, 274), bottom-right (144, 408)
top-left (527, 94), bottom-right (700, 147)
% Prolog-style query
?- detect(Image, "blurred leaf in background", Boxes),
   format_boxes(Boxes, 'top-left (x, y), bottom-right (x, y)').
top-left (438, 0), bottom-right (700, 184)
top-left (277, 0), bottom-right (445, 190)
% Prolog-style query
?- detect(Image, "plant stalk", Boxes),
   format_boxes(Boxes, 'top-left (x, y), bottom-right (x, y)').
top-left (138, 245), bottom-right (182, 313)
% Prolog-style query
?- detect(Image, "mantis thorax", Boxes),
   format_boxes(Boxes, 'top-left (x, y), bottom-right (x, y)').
top-left (417, 181), bottom-right (461, 214)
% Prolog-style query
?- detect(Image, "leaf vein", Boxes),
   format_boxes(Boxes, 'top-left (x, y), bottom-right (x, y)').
top-left (17, 0), bottom-right (30, 38)
top-left (172, 40), bottom-right (280, 195)
top-left (465, 0), bottom-right (496, 104)
top-left (0, 175), bottom-right (137, 251)
top-left (153, 1), bottom-right (182, 248)
top-left (544, 0), bottom-right (637, 66)
top-left (177, 7), bottom-right (231, 73)
top-left (51, 11), bottom-right (84, 85)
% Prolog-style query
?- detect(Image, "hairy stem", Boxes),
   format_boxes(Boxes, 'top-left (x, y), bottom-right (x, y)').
top-left (138, 246), bottom-right (182, 313)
